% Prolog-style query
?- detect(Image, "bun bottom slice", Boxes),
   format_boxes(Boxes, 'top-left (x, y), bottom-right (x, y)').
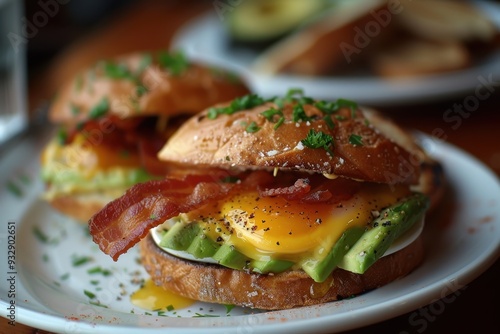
top-left (140, 234), bottom-right (424, 310)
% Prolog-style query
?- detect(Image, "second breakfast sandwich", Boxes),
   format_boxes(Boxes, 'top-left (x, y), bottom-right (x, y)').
top-left (41, 50), bottom-right (249, 221)
top-left (89, 90), bottom-right (443, 310)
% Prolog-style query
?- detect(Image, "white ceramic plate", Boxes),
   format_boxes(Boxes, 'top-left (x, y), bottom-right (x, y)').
top-left (0, 130), bottom-right (499, 334)
top-left (171, 2), bottom-right (500, 105)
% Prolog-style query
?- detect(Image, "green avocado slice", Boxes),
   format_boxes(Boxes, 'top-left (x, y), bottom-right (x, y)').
top-left (338, 193), bottom-right (429, 274)
top-left (157, 193), bottom-right (429, 279)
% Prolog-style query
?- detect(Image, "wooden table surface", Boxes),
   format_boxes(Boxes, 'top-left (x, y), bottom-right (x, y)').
top-left (3, 1), bottom-right (499, 333)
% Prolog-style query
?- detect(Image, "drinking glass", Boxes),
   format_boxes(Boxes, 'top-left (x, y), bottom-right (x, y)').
top-left (0, 0), bottom-right (27, 146)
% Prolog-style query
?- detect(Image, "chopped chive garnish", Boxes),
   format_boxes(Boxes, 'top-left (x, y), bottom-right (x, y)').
top-left (84, 290), bottom-right (96, 299)
top-left (314, 100), bottom-right (338, 114)
top-left (72, 255), bottom-right (93, 267)
top-left (301, 129), bottom-right (334, 156)
top-left (135, 84), bottom-right (148, 97)
top-left (89, 97), bottom-right (109, 119)
top-left (292, 104), bottom-right (311, 122)
top-left (33, 226), bottom-right (49, 243)
top-left (56, 127), bottom-right (68, 145)
top-left (285, 88), bottom-right (304, 98)
top-left (87, 266), bottom-right (112, 276)
top-left (260, 107), bottom-right (283, 122)
top-left (89, 301), bottom-right (108, 308)
top-left (158, 50), bottom-right (189, 76)
top-left (193, 313), bottom-right (220, 318)
top-left (6, 181), bottom-right (22, 198)
top-left (349, 134), bottom-right (364, 146)
top-left (208, 94), bottom-right (266, 119)
top-left (245, 121), bottom-right (260, 133)
top-left (323, 115), bottom-right (335, 129)
top-left (224, 304), bottom-right (235, 313)
top-left (336, 98), bottom-right (358, 113)
top-left (166, 305), bottom-right (175, 312)
top-left (274, 116), bottom-right (285, 130)
top-left (19, 173), bottom-right (31, 185)
top-left (102, 61), bottom-right (135, 80)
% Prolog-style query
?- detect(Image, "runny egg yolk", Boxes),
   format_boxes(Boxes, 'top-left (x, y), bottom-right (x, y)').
top-left (186, 183), bottom-right (410, 262)
top-left (130, 279), bottom-right (195, 311)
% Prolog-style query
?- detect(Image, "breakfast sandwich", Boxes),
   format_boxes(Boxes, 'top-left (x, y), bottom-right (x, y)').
top-left (88, 90), bottom-right (444, 309)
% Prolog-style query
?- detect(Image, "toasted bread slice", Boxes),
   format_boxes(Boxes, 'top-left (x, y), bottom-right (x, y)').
top-left (140, 233), bottom-right (424, 310)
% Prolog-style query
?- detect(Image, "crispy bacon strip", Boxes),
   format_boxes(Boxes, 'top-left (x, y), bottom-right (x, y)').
top-left (89, 173), bottom-right (236, 261)
top-left (89, 170), bottom-right (274, 261)
top-left (260, 178), bottom-right (311, 200)
top-left (260, 175), bottom-right (362, 204)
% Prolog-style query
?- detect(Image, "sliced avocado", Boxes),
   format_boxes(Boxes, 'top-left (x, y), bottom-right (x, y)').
top-left (338, 193), bottom-right (429, 274)
top-left (160, 221), bottom-right (294, 272)
top-left (212, 244), bottom-right (250, 270)
top-left (187, 234), bottom-right (221, 259)
top-left (159, 222), bottom-right (200, 251)
top-left (251, 258), bottom-right (294, 274)
top-left (160, 222), bottom-right (221, 259)
top-left (301, 226), bottom-right (365, 282)
top-left (227, 0), bottom-right (327, 44)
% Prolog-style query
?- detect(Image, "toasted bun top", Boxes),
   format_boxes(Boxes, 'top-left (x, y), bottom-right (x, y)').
top-left (159, 97), bottom-right (423, 184)
top-left (49, 51), bottom-right (249, 126)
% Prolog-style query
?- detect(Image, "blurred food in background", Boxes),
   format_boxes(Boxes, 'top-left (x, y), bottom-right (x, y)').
top-left (40, 50), bottom-right (249, 222)
top-left (225, 0), bottom-right (500, 78)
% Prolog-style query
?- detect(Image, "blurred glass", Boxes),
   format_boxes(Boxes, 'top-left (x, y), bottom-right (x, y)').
top-left (0, 0), bottom-right (27, 145)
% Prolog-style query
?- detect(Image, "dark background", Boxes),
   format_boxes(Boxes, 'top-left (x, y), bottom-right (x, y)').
top-left (26, 0), bottom-right (136, 77)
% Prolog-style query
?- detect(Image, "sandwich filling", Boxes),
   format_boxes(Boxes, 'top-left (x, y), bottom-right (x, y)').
top-left (148, 171), bottom-right (428, 282)
top-left (41, 135), bottom-right (155, 199)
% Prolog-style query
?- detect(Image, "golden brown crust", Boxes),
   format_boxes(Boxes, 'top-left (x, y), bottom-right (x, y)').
top-left (49, 52), bottom-right (249, 126)
top-left (159, 102), bottom-right (421, 184)
top-left (140, 233), bottom-right (424, 310)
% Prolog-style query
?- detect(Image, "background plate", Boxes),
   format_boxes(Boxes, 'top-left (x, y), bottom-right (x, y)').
top-left (172, 1), bottom-right (500, 105)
